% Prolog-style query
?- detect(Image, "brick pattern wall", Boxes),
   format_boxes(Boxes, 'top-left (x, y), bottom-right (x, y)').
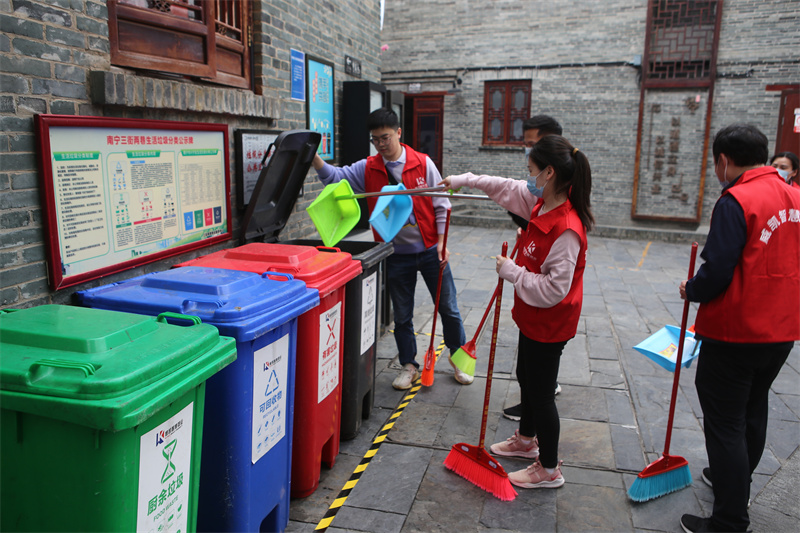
top-left (381, 0), bottom-right (799, 229)
top-left (0, 0), bottom-right (381, 308)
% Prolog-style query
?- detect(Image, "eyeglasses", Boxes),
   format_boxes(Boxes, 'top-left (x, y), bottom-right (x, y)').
top-left (369, 134), bottom-right (393, 146)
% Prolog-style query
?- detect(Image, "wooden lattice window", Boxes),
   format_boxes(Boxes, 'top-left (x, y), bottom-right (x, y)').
top-left (643, 0), bottom-right (721, 88)
top-left (108, 0), bottom-right (252, 90)
top-left (483, 80), bottom-right (531, 145)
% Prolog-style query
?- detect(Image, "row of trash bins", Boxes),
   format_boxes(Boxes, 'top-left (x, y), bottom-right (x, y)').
top-left (1, 239), bottom-right (393, 533)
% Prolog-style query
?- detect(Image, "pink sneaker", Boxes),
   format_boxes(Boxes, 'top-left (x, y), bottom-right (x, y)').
top-left (489, 430), bottom-right (539, 459)
top-left (508, 459), bottom-right (565, 489)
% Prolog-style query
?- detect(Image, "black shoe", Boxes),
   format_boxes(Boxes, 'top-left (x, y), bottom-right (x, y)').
top-left (503, 403), bottom-right (522, 421)
top-left (680, 514), bottom-right (716, 533)
top-left (702, 467), bottom-right (713, 488)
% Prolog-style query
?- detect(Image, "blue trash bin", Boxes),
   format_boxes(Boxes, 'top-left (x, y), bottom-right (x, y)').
top-left (78, 267), bottom-right (319, 533)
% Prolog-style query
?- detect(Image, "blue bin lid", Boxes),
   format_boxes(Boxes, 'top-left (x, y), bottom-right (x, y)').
top-left (78, 267), bottom-right (320, 342)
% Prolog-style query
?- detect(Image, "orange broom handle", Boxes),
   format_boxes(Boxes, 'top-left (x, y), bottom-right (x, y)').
top-left (478, 241), bottom-right (508, 449)
top-left (423, 209), bottom-right (451, 372)
top-left (663, 242), bottom-right (698, 456)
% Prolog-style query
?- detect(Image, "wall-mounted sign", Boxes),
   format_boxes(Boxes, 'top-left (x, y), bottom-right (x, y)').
top-left (235, 129), bottom-right (280, 208)
top-left (291, 49), bottom-right (305, 101)
top-left (345, 55), bottom-right (362, 78)
top-left (36, 115), bottom-right (232, 290)
top-left (408, 82), bottom-right (422, 93)
top-left (306, 55), bottom-right (335, 161)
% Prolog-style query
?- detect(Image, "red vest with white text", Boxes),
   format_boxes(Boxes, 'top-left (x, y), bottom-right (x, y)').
top-left (512, 199), bottom-right (587, 342)
top-left (695, 166), bottom-right (800, 343)
top-left (364, 144), bottom-right (438, 248)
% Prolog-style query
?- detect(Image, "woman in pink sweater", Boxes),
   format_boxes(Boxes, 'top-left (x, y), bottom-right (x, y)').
top-left (440, 135), bottom-right (593, 489)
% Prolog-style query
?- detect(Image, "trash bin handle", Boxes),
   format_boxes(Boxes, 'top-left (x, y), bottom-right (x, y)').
top-left (157, 312), bottom-right (202, 326)
top-left (316, 246), bottom-right (341, 253)
top-left (261, 272), bottom-right (294, 282)
top-left (261, 142), bottom-right (276, 166)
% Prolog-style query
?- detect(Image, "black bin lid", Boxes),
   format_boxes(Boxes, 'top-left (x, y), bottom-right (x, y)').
top-left (240, 130), bottom-right (321, 243)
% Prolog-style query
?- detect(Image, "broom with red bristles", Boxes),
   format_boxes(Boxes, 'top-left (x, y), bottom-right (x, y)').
top-left (449, 237), bottom-right (520, 377)
top-left (420, 209), bottom-right (451, 387)
top-left (443, 241), bottom-right (517, 501)
top-left (628, 242), bottom-right (698, 502)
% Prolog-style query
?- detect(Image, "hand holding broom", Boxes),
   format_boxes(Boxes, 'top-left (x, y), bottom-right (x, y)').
top-left (449, 236), bottom-right (520, 377)
top-left (420, 209), bottom-right (452, 387)
top-left (628, 242), bottom-right (698, 502)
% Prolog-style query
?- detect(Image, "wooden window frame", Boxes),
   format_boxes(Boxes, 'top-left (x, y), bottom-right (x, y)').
top-left (482, 80), bottom-right (531, 146)
top-left (108, 0), bottom-right (252, 91)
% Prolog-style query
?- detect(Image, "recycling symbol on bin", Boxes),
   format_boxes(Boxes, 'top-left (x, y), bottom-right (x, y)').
top-left (265, 368), bottom-right (279, 397)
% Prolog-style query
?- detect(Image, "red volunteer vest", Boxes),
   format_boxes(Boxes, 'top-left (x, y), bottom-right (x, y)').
top-left (512, 199), bottom-right (587, 342)
top-left (695, 167), bottom-right (800, 343)
top-left (364, 144), bottom-right (438, 248)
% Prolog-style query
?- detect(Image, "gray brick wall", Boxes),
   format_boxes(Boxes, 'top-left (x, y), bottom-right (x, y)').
top-left (381, 0), bottom-right (800, 229)
top-left (0, 0), bottom-right (381, 308)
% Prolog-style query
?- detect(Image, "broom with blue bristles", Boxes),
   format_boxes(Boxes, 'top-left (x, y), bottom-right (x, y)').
top-left (628, 242), bottom-right (698, 502)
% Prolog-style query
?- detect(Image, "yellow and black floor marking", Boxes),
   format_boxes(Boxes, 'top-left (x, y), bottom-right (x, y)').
top-left (314, 340), bottom-right (446, 531)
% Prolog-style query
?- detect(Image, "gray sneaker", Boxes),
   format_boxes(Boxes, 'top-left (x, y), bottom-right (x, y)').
top-left (392, 363), bottom-right (420, 390)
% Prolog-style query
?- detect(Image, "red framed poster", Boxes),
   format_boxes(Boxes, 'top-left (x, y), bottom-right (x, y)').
top-left (36, 114), bottom-right (232, 290)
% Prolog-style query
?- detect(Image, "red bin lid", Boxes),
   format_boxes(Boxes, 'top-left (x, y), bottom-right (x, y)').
top-left (176, 243), bottom-right (362, 296)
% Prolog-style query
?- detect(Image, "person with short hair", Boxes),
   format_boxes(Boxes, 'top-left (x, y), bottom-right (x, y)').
top-left (441, 134), bottom-right (594, 489)
top-left (678, 124), bottom-right (800, 533)
top-left (312, 108), bottom-right (468, 389)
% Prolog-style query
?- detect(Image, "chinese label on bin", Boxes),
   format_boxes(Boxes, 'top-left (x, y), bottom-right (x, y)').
top-left (360, 272), bottom-right (377, 354)
top-left (137, 403), bottom-right (193, 533)
top-left (318, 301), bottom-right (341, 403)
top-left (252, 334), bottom-right (289, 464)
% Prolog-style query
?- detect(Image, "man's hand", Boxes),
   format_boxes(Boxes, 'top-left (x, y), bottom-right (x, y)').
top-left (679, 280), bottom-right (688, 300)
top-left (312, 153), bottom-right (325, 171)
top-left (437, 241), bottom-right (450, 266)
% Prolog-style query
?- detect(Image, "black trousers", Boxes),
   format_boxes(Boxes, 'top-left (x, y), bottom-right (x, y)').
top-left (694, 340), bottom-right (793, 532)
top-left (516, 332), bottom-right (567, 469)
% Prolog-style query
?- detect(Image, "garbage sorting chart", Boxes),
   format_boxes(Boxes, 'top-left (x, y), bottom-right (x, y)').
top-left (36, 115), bottom-right (231, 289)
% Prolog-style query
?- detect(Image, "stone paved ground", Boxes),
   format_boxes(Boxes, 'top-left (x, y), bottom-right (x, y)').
top-left (286, 226), bottom-right (800, 533)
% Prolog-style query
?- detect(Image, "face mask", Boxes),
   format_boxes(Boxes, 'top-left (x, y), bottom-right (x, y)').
top-left (776, 168), bottom-right (792, 182)
top-left (716, 157), bottom-right (730, 188)
top-left (527, 169), bottom-right (546, 198)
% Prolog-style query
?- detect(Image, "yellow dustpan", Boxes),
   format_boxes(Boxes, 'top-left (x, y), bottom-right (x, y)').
top-left (307, 181), bottom-right (362, 246)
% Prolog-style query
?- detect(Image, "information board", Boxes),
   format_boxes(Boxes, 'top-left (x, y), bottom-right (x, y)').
top-left (36, 115), bottom-right (232, 290)
top-left (234, 129), bottom-right (280, 209)
top-left (306, 55), bottom-right (335, 161)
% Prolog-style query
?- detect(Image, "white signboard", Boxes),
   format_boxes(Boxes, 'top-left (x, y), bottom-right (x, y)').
top-left (137, 403), bottom-right (194, 533)
top-left (252, 334), bottom-right (290, 464)
top-left (318, 301), bottom-right (342, 403)
top-left (360, 272), bottom-right (377, 354)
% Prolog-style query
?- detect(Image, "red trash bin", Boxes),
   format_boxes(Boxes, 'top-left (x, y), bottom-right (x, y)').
top-left (176, 242), bottom-right (361, 498)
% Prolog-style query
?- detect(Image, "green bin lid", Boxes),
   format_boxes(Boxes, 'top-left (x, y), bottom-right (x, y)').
top-left (0, 305), bottom-right (236, 431)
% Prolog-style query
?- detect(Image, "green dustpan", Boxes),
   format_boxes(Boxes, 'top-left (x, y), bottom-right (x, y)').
top-left (307, 180), bottom-right (362, 246)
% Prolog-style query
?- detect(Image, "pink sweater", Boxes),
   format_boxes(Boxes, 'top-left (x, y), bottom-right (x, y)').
top-left (448, 173), bottom-right (580, 308)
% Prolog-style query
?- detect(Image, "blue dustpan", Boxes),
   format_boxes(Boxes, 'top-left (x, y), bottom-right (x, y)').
top-left (369, 184), bottom-right (413, 241)
top-left (633, 325), bottom-right (701, 372)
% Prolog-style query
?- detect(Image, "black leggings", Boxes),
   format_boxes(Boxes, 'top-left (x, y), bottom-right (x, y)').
top-left (516, 332), bottom-right (567, 469)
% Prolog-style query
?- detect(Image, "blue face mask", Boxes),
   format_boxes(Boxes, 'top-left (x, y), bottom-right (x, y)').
top-left (527, 169), bottom-right (546, 198)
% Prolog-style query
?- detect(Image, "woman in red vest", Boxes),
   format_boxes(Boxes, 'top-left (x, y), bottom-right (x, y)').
top-left (441, 135), bottom-right (594, 489)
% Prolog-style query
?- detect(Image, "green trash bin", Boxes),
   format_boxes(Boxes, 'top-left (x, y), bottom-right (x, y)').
top-left (0, 305), bottom-right (237, 533)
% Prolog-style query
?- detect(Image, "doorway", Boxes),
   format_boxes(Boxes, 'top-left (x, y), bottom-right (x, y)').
top-left (404, 94), bottom-right (445, 173)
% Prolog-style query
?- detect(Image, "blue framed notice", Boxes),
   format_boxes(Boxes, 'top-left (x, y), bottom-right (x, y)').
top-left (291, 49), bottom-right (305, 101)
top-left (306, 55), bottom-right (335, 161)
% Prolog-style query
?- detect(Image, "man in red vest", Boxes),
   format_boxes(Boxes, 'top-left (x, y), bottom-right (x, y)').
top-left (678, 124), bottom-right (800, 533)
top-left (312, 108), bottom-right (467, 390)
